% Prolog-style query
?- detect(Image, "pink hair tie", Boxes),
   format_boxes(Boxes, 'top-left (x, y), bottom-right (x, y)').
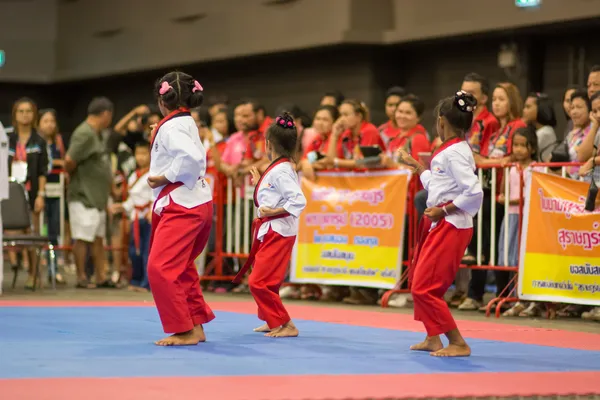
top-left (287, 121), bottom-right (292, 127)
top-left (159, 81), bottom-right (172, 95)
top-left (192, 80), bottom-right (203, 93)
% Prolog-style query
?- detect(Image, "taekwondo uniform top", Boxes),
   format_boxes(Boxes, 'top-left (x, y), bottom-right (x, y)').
top-left (123, 169), bottom-right (153, 220)
top-left (419, 139), bottom-right (483, 229)
top-left (254, 159), bottom-right (306, 241)
top-left (150, 115), bottom-right (212, 214)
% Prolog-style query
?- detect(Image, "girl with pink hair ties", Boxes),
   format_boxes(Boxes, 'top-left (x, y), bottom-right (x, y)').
top-left (146, 71), bottom-right (215, 346)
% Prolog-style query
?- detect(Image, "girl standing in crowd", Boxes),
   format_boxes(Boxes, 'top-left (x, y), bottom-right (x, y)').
top-left (233, 112), bottom-right (307, 338)
top-left (38, 109), bottom-right (68, 285)
top-left (458, 82), bottom-right (525, 312)
top-left (497, 126), bottom-right (548, 317)
top-left (146, 71), bottom-right (215, 346)
top-left (396, 91), bottom-right (483, 357)
top-left (7, 98), bottom-right (49, 289)
top-left (111, 140), bottom-right (153, 293)
top-left (497, 125), bottom-right (539, 268)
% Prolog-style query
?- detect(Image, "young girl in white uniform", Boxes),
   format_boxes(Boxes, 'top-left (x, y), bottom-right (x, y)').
top-left (146, 71), bottom-right (215, 346)
top-left (234, 112), bottom-right (307, 338)
top-left (397, 91), bottom-right (483, 357)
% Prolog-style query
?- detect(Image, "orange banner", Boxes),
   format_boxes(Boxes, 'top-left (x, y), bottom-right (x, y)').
top-left (518, 171), bottom-right (600, 306)
top-left (290, 169), bottom-right (411, 289)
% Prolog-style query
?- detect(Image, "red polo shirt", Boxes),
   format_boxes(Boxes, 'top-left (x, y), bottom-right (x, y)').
top-left (303, 133), bottom-right (331, 159)
top-left (336, 121), bottom-right (386, 159)
top-left (466, 107), bottom-right (500, 157)
top-left (244, 116), bottom-right (273, 161)
top-left (386, 124), bottom-right (430, 160)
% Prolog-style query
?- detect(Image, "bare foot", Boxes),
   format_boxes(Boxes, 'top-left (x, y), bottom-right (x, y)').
top-left (253, 323), bottom-right (271, 333)
top-left (133, 286), bottom-right (150, 293)
top-left (431, 343), bottom-right (471, 357)
top-left (155, 325), bottom-right (206, 346)
top-left (266, 321), bottom-right (299, 338)
top-left (127, 285), bottom-right (136, 291)
top-left (410, 336), bottom-right (443, 352)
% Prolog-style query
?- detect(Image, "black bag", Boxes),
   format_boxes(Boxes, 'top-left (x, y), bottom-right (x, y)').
top-left (585, 146), bottom-right (598, 212)
top-left (550, 141), bottom-right (570, 163)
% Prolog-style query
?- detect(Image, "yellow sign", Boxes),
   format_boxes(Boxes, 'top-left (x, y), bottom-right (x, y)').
top-left (291, 169), bottom-right (411, 289)
top-left (518, 171), bottom-right (600, 306)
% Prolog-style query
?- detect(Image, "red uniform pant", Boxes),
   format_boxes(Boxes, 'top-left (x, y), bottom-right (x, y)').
top-left (148, 201), bottom-right (215, 334)
top-left (411, 217), bottom-right (472, 337)
top-left (248, 228), bottom-right (296, 329)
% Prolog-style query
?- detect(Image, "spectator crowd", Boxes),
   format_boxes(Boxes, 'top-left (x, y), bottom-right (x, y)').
top-left (1, 65), bottom-right (599, 323)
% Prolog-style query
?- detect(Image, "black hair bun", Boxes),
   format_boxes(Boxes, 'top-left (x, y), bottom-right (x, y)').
top-left (455, 90), bottom-right (477, 113)
top-left (275, 112), bottom-right (295, 129)
top-left (161, 88), bottom-right (179, 109)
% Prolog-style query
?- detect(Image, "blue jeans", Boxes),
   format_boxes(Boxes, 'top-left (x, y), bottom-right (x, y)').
top-left (129, 219), bottom-right (151, 289)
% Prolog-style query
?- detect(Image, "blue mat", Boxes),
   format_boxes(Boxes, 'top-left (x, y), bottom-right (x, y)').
top-left (1, 307), bottom-right (599, 379)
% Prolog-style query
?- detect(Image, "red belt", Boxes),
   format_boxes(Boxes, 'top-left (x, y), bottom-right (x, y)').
top-left (132, 202), bottom-right (153, 255)
top-left (232, 212), bottom-right (291, 283)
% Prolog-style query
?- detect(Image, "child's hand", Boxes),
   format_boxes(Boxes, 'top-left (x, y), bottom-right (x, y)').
top-left (249, 166), bottom-right (261, 185)
top-left (500, 156), bottom-right (513, 167)
top-left (146, 210), bottom-right (153, 223)
top-left (497, 193), bottom-right (506, 205)
top-left (147, 175), bottom-right (169, 188)
top-left (424, 206), bottom-right (444, 222)
top-left (258, 206), bottom-right (274, 217)
top-left (149, 123), bottom-right (158, 138)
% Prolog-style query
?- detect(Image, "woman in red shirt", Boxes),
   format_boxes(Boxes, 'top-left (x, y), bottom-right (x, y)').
top-left (299, 105), bottom-right (339, 181)
top-left (386, 95), bottom-right (431, 161)
top-left (326, 99), bottom-right (386, 169)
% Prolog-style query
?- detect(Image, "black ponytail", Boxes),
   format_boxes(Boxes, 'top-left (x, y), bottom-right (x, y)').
top-left (435, 90), bottom-right (477, 137)
top-left (266, 111), bottom-right (298, 162)
top-left (155, 71), bottom-right (204, 111)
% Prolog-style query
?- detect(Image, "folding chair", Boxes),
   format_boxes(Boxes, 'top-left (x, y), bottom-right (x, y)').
top-left (2, 180), bottom-right (56, 290)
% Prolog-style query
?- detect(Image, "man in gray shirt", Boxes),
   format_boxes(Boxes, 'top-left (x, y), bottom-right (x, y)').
top-left (65, 97), bottom-right (114, 288)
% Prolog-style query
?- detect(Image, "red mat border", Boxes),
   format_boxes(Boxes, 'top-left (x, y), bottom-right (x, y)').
top-left (2, 300), bottom-right (600, 351)
top-left (2, 371), bottom-right (599, 400)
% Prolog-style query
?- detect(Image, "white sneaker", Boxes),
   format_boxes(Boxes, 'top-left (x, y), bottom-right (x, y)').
top-left (387, 293), bottom-right (410, 308)
top-left (581, 307), bottom-right (600, 322)
top-left (458, 297), bottom-right (482, 311)
top-left (279, 286), bottom-right (299, 299)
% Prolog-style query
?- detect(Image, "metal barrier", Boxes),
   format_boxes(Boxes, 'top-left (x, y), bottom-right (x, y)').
top-left (39, 162), bottom-right (587, 310)
top-left (380, 162), bottom-right (585, 318)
